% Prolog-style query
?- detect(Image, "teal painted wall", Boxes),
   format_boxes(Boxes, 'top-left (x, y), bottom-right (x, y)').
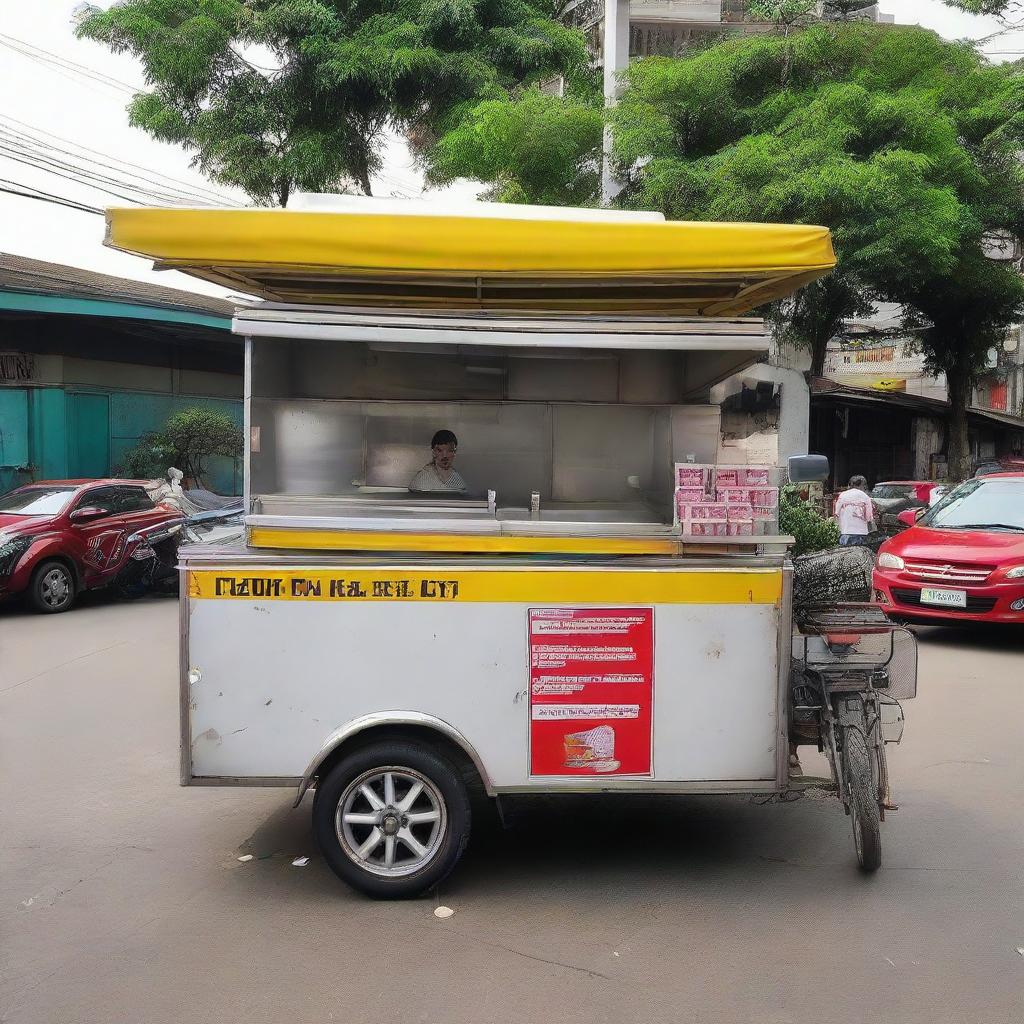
top-left (31, 389), bottom-right (69, 480)
top-left (67, 393), bottom-right (111, 477)
top-left (0, 389), bottom-right (29, 465)
top-left (0, 387), bottom-right (242, 496)
top-left (109, 393), bottom-right (243, 495)
top-left (0, 389), bottom-right (30, 493)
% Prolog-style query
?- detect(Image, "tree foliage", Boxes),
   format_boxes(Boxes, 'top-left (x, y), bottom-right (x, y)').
top-left (747, 1), bottom-right (816, 31)
top-left (77, 0), bottom-right (589, 203)
top-left (944, 0), bottom-right (1021, 19)
top-left (612, 24), bottom-right (1024, 475)
top-left (426, 87), bottom-right (603, 204)
top-left (118, 408), bottom-right (243, 488)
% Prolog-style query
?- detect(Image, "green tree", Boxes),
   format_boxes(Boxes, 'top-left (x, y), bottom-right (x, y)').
top-left (611, 24), bottom-right (1024, 476)
top-left (426, 87), bottom-right (603, 204)
top-left (747, 1), bottom-right (816, 32)
top-left (118, 408), bottom-right (243, 488)
top-left (77, 0), bottom-right (588, 204)
top-left (903, 262), bottom-right (1024, 479)
top-left (943, 0), bottom-right (1021, 20)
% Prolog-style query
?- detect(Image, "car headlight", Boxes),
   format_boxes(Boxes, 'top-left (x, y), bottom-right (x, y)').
top-left (0, 535), bottom-right (32, 577)
top-left (1006, 564), bottom-right (1024, 580)
top-left (877, 552), bottom-right (905, 571)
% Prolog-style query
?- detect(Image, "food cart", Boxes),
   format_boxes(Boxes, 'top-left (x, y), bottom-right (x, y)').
top-left (106, 199), bottom-right (917, 898)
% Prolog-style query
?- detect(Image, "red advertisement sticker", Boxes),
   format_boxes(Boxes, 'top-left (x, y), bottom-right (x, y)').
top-left (529, 608), bottom-right (653, 777)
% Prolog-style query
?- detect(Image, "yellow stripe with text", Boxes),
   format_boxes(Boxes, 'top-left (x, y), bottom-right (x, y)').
top-left (248, 527), bottom-right (681, 556)
top-left (188, 568), bottom-right (783, 605)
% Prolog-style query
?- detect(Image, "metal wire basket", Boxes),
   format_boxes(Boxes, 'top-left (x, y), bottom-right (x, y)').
top-left (792, 613), bottom-right (918, 701)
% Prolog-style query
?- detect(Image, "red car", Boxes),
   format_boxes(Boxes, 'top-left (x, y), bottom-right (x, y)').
top-left (0, 479), bottom-right (182, 613)
top-left (873, 473), bottom-right (1024, 624)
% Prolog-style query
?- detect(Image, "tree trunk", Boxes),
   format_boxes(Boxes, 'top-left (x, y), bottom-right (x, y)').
top-left (946, 367), bottom-right (972, 481)
top-left (810, 333), bottom-right (829, 378)
top-left (352, 146), bottom-right (373, 196)
top-left (277, 178), bottom-right (290, 208)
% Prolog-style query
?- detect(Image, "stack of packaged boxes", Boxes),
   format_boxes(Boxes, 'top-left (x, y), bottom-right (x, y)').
top-left (675, 464), bottom-right (779, 537)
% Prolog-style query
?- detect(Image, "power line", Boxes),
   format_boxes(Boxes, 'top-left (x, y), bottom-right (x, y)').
top-left (0, 179), bottom-right (102, 214)
top-left (0, 137), bottom-right (199, 204)
top-left (0, 146), bottom-right (167, 205)
top-left (0, 113), bottom-right (241, 205)
top-left (0, 131), bottom-right (204, 205)
top-left (0, 32), bottom-right (140, 94)
top-left (0, 132), bottom-right (226, 206)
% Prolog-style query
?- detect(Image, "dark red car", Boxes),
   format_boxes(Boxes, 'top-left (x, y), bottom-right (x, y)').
top-left (872, 473), bottom-right (1024, 624)
top-left (0, 479), bottom-right (182, 613)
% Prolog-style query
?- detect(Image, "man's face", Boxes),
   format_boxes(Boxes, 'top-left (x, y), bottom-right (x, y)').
top-left (433, 442), bottom-right (457, 471)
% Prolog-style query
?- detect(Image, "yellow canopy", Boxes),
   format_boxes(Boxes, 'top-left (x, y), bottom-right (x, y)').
top-left (105, 206), bottom-right (835, 315)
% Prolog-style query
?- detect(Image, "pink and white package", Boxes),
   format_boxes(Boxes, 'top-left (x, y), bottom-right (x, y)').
top-left (740, 467), bottom-right (772, 486)
top-left (675, 487), bottom-right (706, 504)
top-left (676, 464), bottom-right (711, 489)
top-left (726, 503), bottom-right (754, 536)
top-left (684, 501), bottom-right (727, 520)
top-left (688, 520), bottom-right (728, 537)
top-left (678, 501), bottom-right (728, 537)
top-left (747, 486), bottom-right (779, 507)
top-left (714, 467), bottom-right (740, 488)
top-left (716, 487), bottom-right (754, 504)
top-left (727, 520), bottom-right (754, 536)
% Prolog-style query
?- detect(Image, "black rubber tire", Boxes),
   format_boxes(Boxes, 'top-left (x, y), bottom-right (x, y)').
top-left (28, 560), bottom-right (77, 614)
top-left (845, 727), bottom-right (882, 872)
top-left (312, 741), bottom-right (471, 899)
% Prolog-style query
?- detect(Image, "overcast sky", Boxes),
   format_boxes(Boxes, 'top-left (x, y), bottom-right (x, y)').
top-left (0, 0), bottom-right (1020, 298)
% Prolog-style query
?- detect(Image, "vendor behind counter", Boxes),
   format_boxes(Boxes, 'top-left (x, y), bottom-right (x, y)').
top-left (409, 429), bottom-right (468, 493)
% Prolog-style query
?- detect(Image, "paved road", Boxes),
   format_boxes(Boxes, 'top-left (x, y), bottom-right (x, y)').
top-left (2, 596), bottom-right (1023, 1024)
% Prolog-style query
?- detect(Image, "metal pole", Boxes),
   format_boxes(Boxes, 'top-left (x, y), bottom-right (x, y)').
top-left (601, 0), bottom-right (630, 204)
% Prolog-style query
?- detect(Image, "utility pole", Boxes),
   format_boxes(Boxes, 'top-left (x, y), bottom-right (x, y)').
top-left (601, 0), bottom-right (630, 204)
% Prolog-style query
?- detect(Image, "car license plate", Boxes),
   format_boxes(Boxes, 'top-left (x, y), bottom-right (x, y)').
top-left (920, 587), bottom-right (968, 608)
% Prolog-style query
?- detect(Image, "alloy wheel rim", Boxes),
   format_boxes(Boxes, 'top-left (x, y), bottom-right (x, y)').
top-left (40, 568), bottom-right (71, 608)
top-left (336, 767), bottom-right (446, 878)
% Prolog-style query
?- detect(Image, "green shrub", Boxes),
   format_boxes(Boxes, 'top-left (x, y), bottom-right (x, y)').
top-left (779, 484), bottom-right (839, 556)
top-left (116, 407), bottom-right (242, 488)
top-left (117, 434), bottom-right (176, 479)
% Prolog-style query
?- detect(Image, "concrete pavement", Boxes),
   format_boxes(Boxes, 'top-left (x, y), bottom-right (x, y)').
top-left (2, 596), bottom-right (1023, 1023)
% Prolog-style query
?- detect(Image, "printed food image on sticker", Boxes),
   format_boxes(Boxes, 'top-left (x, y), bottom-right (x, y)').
top-left (563, 725), bottom-right (620, 773)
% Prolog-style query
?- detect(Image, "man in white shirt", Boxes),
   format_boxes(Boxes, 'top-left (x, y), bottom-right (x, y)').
top-left (834, 474), bottom-right (875, 546)
top-left (409, 429), bottom-right (468, 493)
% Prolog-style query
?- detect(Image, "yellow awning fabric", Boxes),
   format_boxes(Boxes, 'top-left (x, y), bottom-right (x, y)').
top-left (105, 206), bottom-right (835, 315)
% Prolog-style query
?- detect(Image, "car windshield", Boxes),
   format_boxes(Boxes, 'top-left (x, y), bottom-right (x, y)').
top-left (871, 484), bottom-right (915, 500)
top-left (0, 486), bottom-right (76, 516)
top-left (920, 477), bottom-right (1024, 531)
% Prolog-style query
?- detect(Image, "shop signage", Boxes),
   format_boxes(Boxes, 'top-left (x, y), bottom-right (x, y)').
top-left (0, 352), bottom-right (35, 383)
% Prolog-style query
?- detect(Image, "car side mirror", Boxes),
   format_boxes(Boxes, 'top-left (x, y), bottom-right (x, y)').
top-left (787, 454), bottom-right (830, 483)
top-left (70, 505), bottom-right (110, 523)
top-left (896, 508), bottom-right (921, 528)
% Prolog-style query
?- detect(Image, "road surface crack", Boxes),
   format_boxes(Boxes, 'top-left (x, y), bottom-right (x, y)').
top-left (0, 640), bottom-right (131, 695)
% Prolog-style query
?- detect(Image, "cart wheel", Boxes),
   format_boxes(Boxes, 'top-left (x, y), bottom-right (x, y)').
top-left (312, 740), bottom-right (471, 899)
top-left (844, 727), bottom-right (882, 872)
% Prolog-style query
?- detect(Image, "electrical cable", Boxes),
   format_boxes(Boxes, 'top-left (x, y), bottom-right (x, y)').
top-left (0, 32), bottom-right (139, 93)
top-left (0, 140), bottom-right (211, 205)
top-left (0, 179), bottom-right (102, 214)
top-left (0, 113), bottom-right (241, 205)
top-left (0, 126), bottom-right (229, 205)
top-left (0, 147), bottom-right (162, 205)
top-left (0, 136), bottom-right (220, 206)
